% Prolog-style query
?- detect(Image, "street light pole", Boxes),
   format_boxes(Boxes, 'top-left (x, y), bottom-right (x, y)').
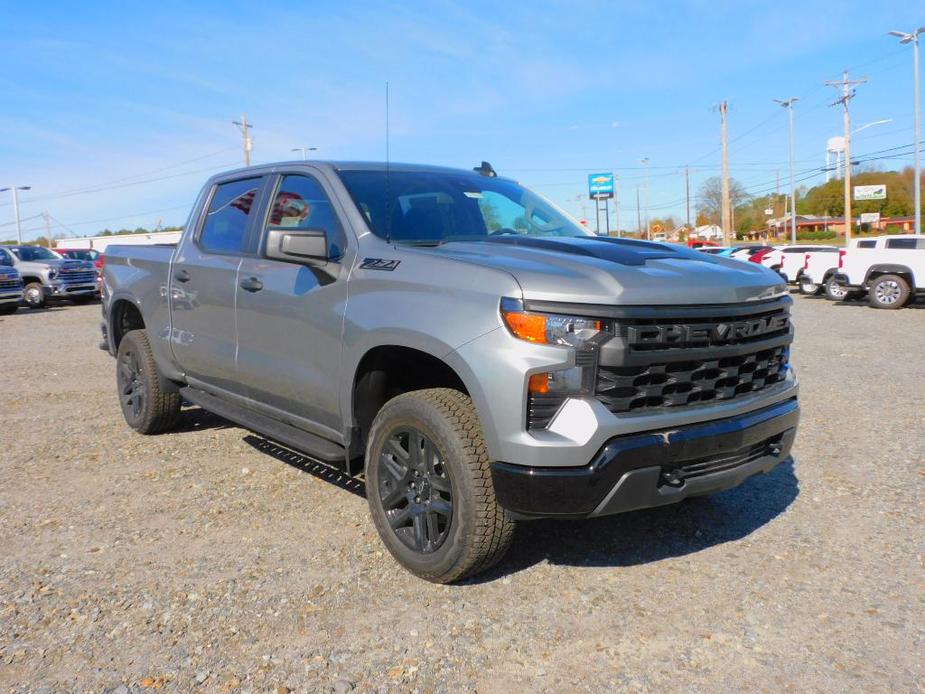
top-left (640, 157), bottom-right (650, 240)
top-left (291, 147), bottom-right (318, 161)
top-left (774, 98), bottom-right (799, 244)
top-left (1, 186), bottom-right (32, 244)
top-left (889, 28), bottom-right (924, 235)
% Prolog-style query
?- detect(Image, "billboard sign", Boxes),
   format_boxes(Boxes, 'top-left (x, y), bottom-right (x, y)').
top-left (860, 212), bottom-right (880, 224)
top-left (853, 184), bottom-right (886, 201)
top-left (588, 172), bottom-right (614, 199)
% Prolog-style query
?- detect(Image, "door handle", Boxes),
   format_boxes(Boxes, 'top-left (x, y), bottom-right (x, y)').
top-left (174, 269), bottom-right (191, 283)
top-left (239, 276), bottom-right (263, 292)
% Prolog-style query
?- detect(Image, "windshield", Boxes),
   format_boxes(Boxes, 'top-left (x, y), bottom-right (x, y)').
top-left (60, 249), bottom-right (97, 261)
top-left (338, 170), bottom-right (592, 244)
top-left (11, 246), bottom-right (62, 261)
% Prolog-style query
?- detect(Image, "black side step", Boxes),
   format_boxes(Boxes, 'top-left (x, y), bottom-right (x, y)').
top-left (180, 386), bottom-right (347, 469)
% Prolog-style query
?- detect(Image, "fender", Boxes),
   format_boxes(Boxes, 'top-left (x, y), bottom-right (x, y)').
top-left (863, 264), bottom-right (915, 286)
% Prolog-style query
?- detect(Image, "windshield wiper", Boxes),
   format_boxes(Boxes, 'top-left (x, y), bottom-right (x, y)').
top-left (394, 239), bottom-right (445, 247)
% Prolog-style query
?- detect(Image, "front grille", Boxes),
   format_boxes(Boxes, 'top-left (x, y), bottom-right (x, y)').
top-left (525, 298), bottom-right (793, 430)
top-left (0, 279), bottom-right (22, 290)
top-left (596, 345), bottom-right (789, 413)
top-left (59, 271), bottom-right (97, 283)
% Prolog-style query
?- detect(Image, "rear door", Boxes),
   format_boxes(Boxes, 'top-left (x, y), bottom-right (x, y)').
top-left (169, 175), bottom-right (267, 395)
top-left (234, 170), bottom-right (352, 436)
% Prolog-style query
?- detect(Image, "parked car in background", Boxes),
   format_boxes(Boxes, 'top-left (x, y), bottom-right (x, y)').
top-left (696, 246), bottom-right (730, 255)
top-left (102, 160), bottom-right (798, 583)
top-left (56, 247), bottom-right (104, 290)
top-left (761, 245), bottom-right (839, 284)
top-left (727, 244), bottom-right (771, 261)
top-left (834, 234), bottom-right (925, 309)
top-left (0, 253), bottom-right (24, 314)
top-left (0, 245), bottom-right (99, 309)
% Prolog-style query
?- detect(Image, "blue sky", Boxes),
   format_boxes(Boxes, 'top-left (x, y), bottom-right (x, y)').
top-left (0, 0), bottom-right (921, 240)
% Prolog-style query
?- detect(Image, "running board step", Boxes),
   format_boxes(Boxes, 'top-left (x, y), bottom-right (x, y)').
top-left (180, 386), bottom-right (347, 468)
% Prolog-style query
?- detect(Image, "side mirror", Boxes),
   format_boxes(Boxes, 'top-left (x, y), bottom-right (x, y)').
top-left (265, 228), bottom-right (329, 263)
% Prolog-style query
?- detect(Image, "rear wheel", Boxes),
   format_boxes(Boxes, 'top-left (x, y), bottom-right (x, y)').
top-left (23, 282), bottom-right (45, 309)
top-left (365, 388), bottom-right (515, 583)
top-left (868, 274), bottom-right (910, 310)
top-left (116, 329), bottom-right (182, 434)
top-left (824, 276), bottom-right (848, 301)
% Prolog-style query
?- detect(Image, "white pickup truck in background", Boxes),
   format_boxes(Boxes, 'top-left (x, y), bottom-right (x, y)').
top-left (760, 245), bottom-right (839, 286)
top-left (834, 234), bottom-right (925, 309)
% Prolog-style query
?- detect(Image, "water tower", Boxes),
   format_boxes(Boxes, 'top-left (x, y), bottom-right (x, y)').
top-left (826, 136), bottom-right (845, 182)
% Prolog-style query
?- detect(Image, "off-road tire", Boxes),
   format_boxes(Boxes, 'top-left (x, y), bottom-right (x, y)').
top-left (365, 388), bottom-right (515, 583)
top-left (824, 276), bottom-right (848, 301)
top-left (868, 274), bottom-right (910, 310)
top-left (23, 282), bottom-right (45, 309)
top-left (116, 329), bottom-right (182, 434)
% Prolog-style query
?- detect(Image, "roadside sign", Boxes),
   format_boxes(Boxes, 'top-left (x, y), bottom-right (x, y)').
top-left (853, 184), bottom-right (886, 201)
top-left (588, 172), bottom-right (614, 200)
top-left (860, 212), bottom-right (880, 224)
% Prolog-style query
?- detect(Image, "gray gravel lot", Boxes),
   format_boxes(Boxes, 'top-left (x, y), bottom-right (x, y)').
top-left (1, 295), bottom-right (923, 692)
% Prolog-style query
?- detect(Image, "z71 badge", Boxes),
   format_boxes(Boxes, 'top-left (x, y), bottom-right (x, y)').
top-left (360, 258), bottom-right (401, 271)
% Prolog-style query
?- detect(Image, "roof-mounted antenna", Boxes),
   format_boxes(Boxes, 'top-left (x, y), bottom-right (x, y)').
top-left (474, 161), bottom-right (497, 177)
top-left (385, 81), bottom-right (392, 245)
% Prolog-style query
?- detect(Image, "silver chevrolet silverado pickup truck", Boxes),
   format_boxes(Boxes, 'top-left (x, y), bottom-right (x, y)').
top-left (102, 161), bottom-right (799, 583)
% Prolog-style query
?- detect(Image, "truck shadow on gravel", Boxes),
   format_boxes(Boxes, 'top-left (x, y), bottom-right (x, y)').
top-left (238, 429), bottom-right (798, 581)
top-left (472, 457), bottom-right (800, 582)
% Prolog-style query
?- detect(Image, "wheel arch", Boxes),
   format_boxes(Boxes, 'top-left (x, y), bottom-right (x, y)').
top-left (349, 341), bottom-right (475, 460)
top-left (864, 264), bottom-right (915, 287)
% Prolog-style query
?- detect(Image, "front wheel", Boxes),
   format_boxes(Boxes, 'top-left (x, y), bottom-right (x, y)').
top-left (365, 388), bottom-right (515, 583)
top-left (116, 329), bottom-right (182, 434)
top-left (868, 274), bottom-right (910, 310)
top-left (824, 276), bottom-right (848, 301)
top-left (22, 282), bottom-right (45, 309)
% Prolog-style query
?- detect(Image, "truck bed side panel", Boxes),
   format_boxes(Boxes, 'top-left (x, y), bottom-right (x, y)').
top-left (103, 244), bottom-right (179, 378)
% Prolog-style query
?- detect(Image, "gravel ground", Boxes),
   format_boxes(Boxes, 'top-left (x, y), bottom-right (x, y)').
top-left (0, 295), bottom-right (922, 693)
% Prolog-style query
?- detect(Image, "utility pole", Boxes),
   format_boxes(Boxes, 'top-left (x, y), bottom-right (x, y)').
top-left (719, 101), bottom-right (732, 246)
top-left (640, 157), bottom-right (650, 240)
top-left (636, 185), bottom-right (642, 237)
top-left (826, 72), bottom-right (867, 242)
top-left (614, 174), bottom-right (621, 237)
top-left (1, 186), bottom-right (31, 244)
top-left (684, 165), bottom-right (691, 231)
top-left (42, 211), bottom-right (52, 240)
top-left (889, 28), bottom-right (924, 235)
top-left (774, 98), bottom-right (799, 244)
top-left (232, 115), bottom-right (253, 166)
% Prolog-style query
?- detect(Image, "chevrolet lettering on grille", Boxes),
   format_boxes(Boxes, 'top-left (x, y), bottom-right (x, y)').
top-left (626, 314), bottom-right (789, 347)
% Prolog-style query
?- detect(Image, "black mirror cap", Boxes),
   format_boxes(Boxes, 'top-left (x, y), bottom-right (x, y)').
top-left (265, 228), bottom-right (329, 262)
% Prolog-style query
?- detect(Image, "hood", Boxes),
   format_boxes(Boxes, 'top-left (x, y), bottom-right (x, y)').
top-left (419, 236), bottom-right (785, 305)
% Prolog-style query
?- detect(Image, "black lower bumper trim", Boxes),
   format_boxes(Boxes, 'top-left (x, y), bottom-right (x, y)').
top-left (491, 398), bottom-right (798, 519)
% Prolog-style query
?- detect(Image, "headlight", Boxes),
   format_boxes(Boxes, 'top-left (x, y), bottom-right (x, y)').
top-left (500, 297), bottom-right (602, 348)
top-left (500, 297), bottom-right (603, 399)
top-left (47, 269), bottom-right (58, 280)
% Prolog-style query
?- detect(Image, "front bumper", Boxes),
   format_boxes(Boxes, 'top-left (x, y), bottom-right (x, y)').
top-left (45, 282), bottom-right (99, 298)
top-left (491, 397), bottom-right (798, 519)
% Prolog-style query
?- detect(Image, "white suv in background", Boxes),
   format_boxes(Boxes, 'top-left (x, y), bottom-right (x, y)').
top-left (834, 234), bottom-right (925, 309)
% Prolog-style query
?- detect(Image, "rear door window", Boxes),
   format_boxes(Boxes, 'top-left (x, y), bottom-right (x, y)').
top-left (856, 240), bottom-right (876, 249)
top-left (885, 238), bottom-right (924, 249)
top-left (199, 178), bottom-right (262, 255)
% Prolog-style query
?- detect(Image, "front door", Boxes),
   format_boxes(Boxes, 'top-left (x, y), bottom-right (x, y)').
top-left (170, 176), bottom-right (264, 395)
top-left (234, 172), bottom-right (350, 436)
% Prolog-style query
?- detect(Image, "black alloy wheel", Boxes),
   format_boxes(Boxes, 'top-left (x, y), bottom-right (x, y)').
top-left (117, 346), bottom-right (147, 422)
top-left (378, 427), bottom-right (453, 553)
